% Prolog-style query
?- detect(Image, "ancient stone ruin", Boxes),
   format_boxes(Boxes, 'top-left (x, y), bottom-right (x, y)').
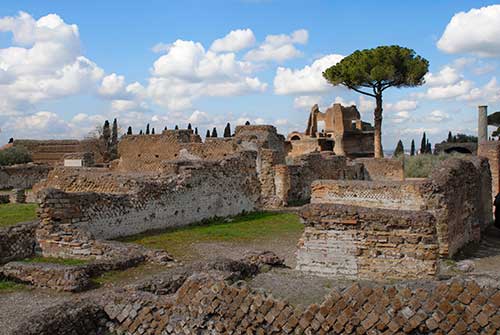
top-left (1, 102), bottom-right (500, 334)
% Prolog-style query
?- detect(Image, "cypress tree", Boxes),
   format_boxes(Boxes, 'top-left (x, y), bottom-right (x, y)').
top-left (111, 118), bottom-right (118, 144)
top-left (164, 126), bottom-right (167, 130)
top-left (102, 120), bottom-right (111, 143)
top-left (420, 132), bottom-right (426, 154)
top-left (426, 141), bottom-right (432, 154)
top-left (245, 121), bottom-right (250, 126)
top-left (127, 126), bottom-right (132, 135)
top-left (139, 130), bottom-right (143, 135)
top-left (211, 127), bottom-right (218, 138)
top-left (146, 123), bottom-right (150, 135)
top-left (206, 130), bottom-right (210, 138)
top-left (152, 128), bottom-right (155, 134)
top-left (8, 138), bottom-right (13, 144)
top-left (393, 140), bottom-right (404, 157)
top-left (447, 131), bottom-right (453, 143)
top-left (410, 139), bottom-right (415, 156)
top-left (175, 125), bottom-right (179, 130)
top-left (195, 127), bottom-right (198, 135)
top-left (187, 123), bottom-right (192, 130)
top-left (223, 123), bottom-right (231, 138)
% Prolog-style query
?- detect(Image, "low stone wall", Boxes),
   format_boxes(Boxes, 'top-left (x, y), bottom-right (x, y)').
top-left (297, 204), bottom-right (438, 279)
top-left (1, 262), bottom-right (91, 292)
top-left (12, 301), bottom-right (108, 335)
top-left (102, 272), bottom-right (500, 335)
top-left (0, 163), bottom-right (51, 190)
top-left (274, 152), bottom-right (364, 206)
top-left (0, 221), bottom-right (37, 264)
top-left (355, 157), bottom-right (404, 181)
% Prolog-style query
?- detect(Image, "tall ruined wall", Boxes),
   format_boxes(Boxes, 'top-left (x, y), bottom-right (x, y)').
top-left (274, 152), bottom-right (364, 206)
top-left (0, 163), bottom-right (51, 190)
top-left (478, 141), bottom-right (500, 200)
top-left (115, 130), bottom-right (246, 172)
top-left (13, 139), bottom-right (105, 165)
top-left (424, 157), bottom-right (492, 256)
top-left (297, 204), bottom-right (438, 279)
top-left (355, 157), bottom-right (405, 181)
top-left (37, 152), bottom-right (261, 242)
top-left (343, 131), bottom-right (374, 158)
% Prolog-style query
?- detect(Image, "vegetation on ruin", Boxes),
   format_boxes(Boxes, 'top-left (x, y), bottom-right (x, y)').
top-left (120, 212), bottom-right (302, 259)
top-left (21, 256), bottom-right (89, 266)
top-left (323, 45), bottom-right (429, 158)
top-left (0, 146), bottom-right (32, 166)
top-left (0, 279), bottom-right (25, 293)
top-left (0, 203), bottom-right (37, 227)
top-left (403, 153), bottom-right (462, 178)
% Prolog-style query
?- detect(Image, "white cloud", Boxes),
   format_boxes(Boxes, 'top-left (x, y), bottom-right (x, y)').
top-left (424, 66), bottom-right (461, 87)
top-left (437, 5), bottom-right (500, 57)
top-left (385, 100), bottom-right (418, 112)
top-left (99, 73), bottom-right (126, 98)
top-left (460, 77), bottom-right (500, 103)
top-left (151, 42), bottom-right (170, 53)
top-left (358, 95), bottom-right (375, 115)
top-left (148, 39), bottom-right (266, 110)
top-left (425, 110), bottom-right (450, 123)
top-left (274, 54), bottom-right (344, 95)
top-left (425, 80), bottom-right (474, 100)
top-left (293, 95), bottom-right (321, 109)
top-left (210, 29), bottom-right (255, 52)
top-left (391, 111), bottom-right (411, 124)
top-left (244, 29), bottom-right (308, 62)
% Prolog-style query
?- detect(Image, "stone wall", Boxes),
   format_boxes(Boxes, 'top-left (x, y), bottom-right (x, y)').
top-left (13, 139), bottom-right (105, 165)
top-left (355, 157), bottom-right (405, 181)
top-left (0, 221), bottom-right (37, 264)
top-left (297, 204), bottom-right (439, 279)
top-left (0, 163), bottom-right (51, 190)
top-left (274, 152), bottom-right (364, 206)
top-left (297, 157), bottom-right (491, 280)
top-left (101, 272), bottom-right (500, 335)
top-left (478, 140), bottom-right (500, 200)
top-left (36, 152), bottom-right (261, 242)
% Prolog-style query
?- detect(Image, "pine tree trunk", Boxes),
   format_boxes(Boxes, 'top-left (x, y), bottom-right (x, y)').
top-left (374, 94), bottom-right (384, 158)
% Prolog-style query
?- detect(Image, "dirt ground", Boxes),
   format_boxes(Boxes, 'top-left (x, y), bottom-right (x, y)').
top-left (2, 223), bottom-right (500, 334)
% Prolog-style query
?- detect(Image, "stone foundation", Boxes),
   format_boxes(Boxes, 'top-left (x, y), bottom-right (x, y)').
top-left (0, 163), bottom-right (51, 190)
top-left (0, 221), bottom-right (37, 264)
top-left (355, 157), bottom-right (404, 181)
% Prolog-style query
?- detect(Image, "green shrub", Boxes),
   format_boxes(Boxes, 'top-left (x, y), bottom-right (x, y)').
top-left (0, 146), bottom-right (32, 166)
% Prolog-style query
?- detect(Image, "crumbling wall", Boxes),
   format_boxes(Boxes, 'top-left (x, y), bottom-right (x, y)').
top-left (274, 152), bottom-right (364, 206)
top-left (355, 157), bottom-right (405, 181)
top-left (424, 157), bottom-right (492, 256)
top-left (13, 139), bottom-right (105, 165)
top-left (297, 204), bottom-right (439, 279)
top-left (0, 163), bottom-right (51, 190)
top-left (0, 221), bottom-right (37, 264)
top-left (102, 272), bottom-right (500, 335)
top-left (37, 152), bottom-right (261, 242)
top-left (478, 140), bottom-right (500, 200)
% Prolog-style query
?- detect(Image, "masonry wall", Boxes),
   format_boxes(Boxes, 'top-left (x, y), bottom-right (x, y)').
top-left (13, 139), bottom-right (105, 165)
top-left (0, 221), bottom-right (37, 264)
top-left (297, 204), bottom-right (438, 279)
top-left (101, 272), bottom-right (500, 335)
top-left (37, 152), bottom-right (261, 242)
top-left (355, 157), bottom-right (405, 181)
top-left (274, 152), bottom-right (364, 206)
top-left (0, 164), bottom-right (51, 190)
top-left (478, 141), bottom-right (500, 200)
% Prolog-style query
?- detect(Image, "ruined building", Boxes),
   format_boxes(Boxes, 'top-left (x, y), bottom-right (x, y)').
top-left (287, 103), bottom-right (374, 158)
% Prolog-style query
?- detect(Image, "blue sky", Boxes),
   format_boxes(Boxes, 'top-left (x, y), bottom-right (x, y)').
top-left (0, 1), bottom-right (499, 150)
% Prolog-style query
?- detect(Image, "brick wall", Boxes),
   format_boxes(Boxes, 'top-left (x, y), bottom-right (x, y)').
top-left (478, 141), bottom-right (500, 200)
top-left (36, 152), bottom-right (261, 242)
top-left (0, 221), bottom-right (37, 264)
top-left (0, 163), bottom-right (51, 190)
top-left (355, 157), bottom-right (405, 181)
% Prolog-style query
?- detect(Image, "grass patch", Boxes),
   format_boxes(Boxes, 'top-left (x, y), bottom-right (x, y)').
top-left (0, 278), bottom-right (25, 293)
top-left (0, 203), bottom-right (37, 227)
top-left (21, 256), bottom-right (89, 266)
top-left (120, 212), bottom-right (302, 259)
